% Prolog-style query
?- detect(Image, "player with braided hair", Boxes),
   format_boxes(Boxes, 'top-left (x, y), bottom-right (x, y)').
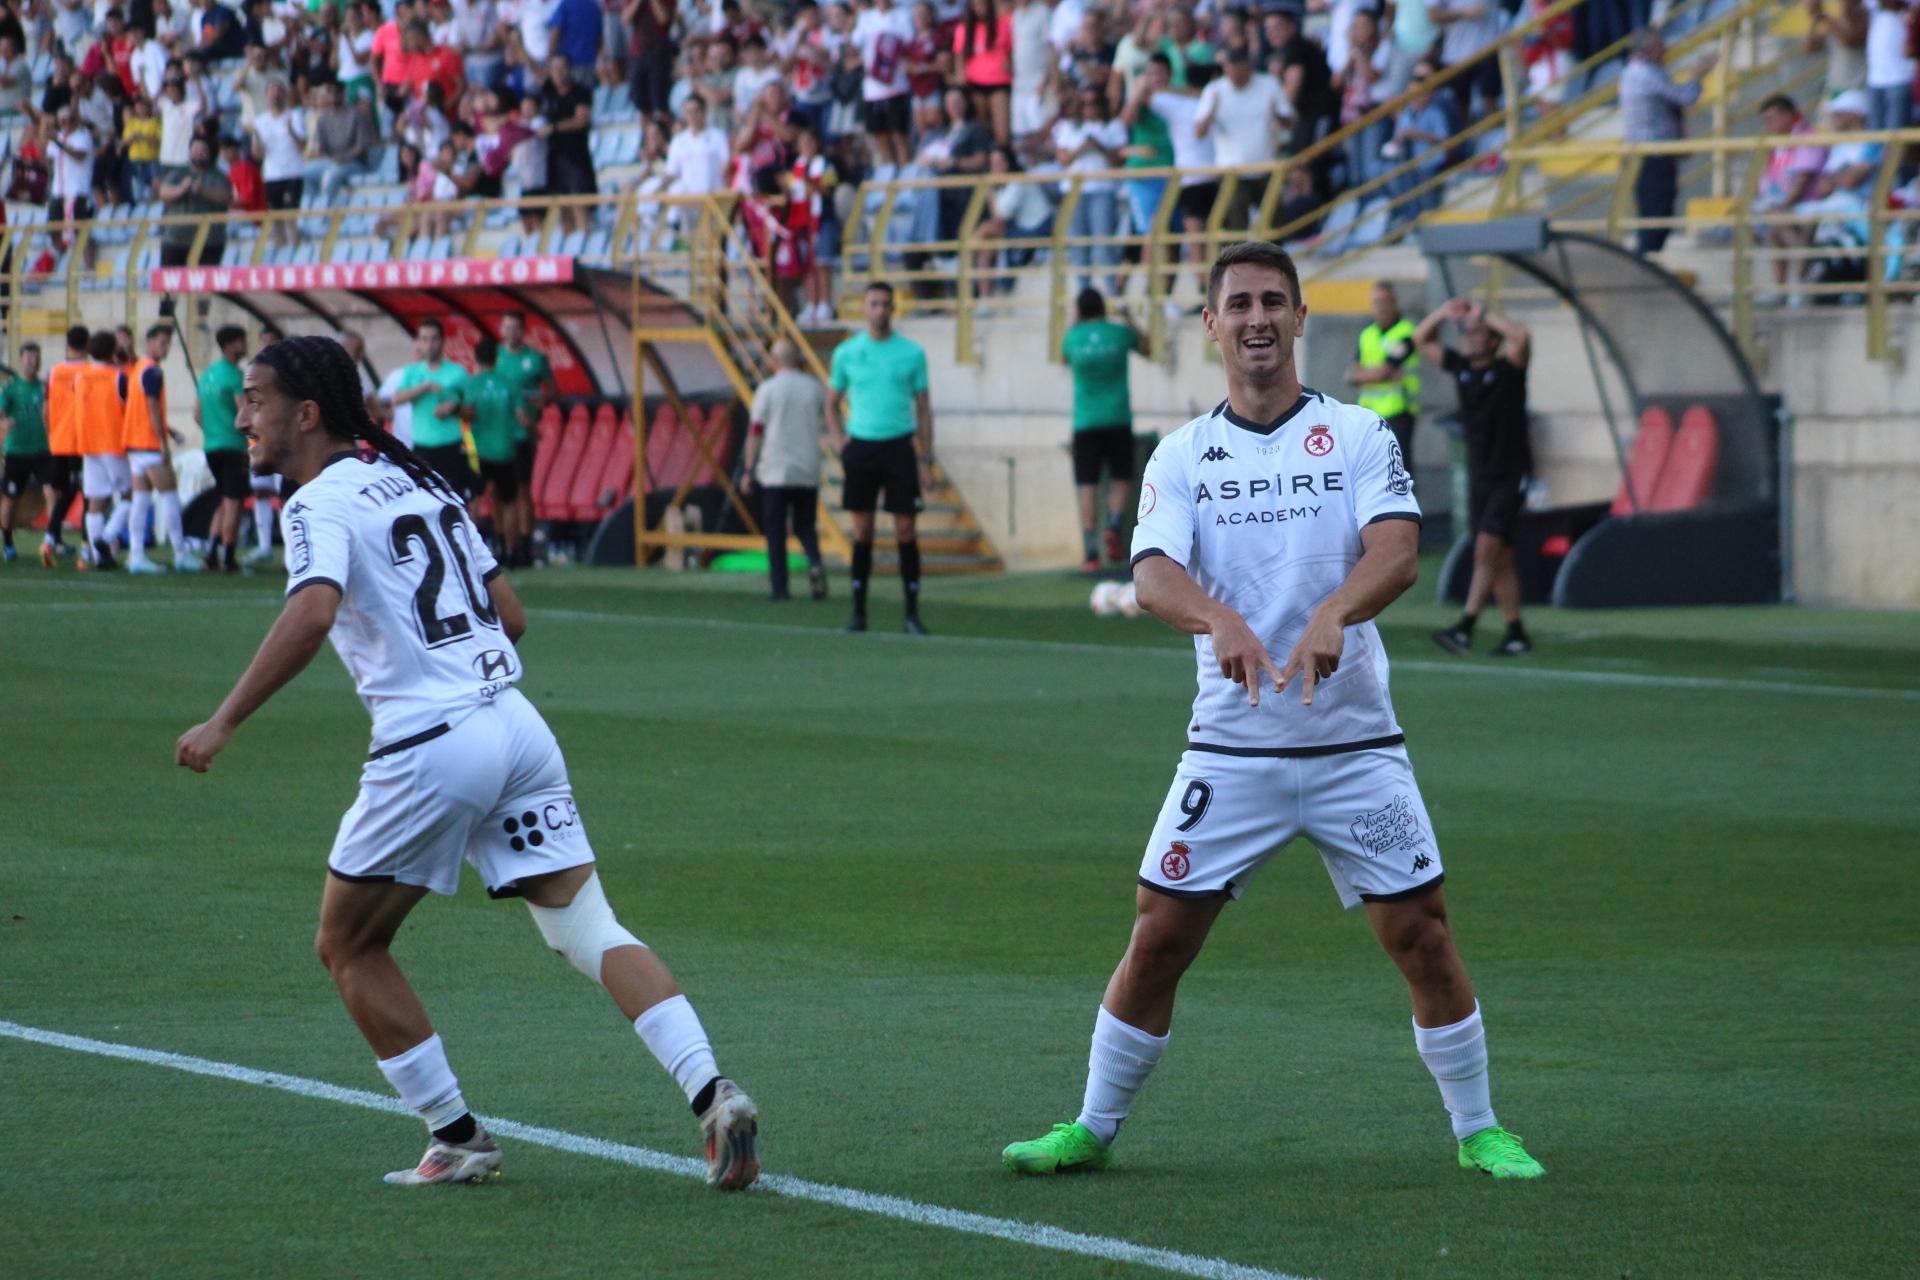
top-left (175, 335), bottom-right (763, 1191)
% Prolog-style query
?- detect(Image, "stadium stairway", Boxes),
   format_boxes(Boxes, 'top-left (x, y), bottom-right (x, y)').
top-left (699, 218), bottom-right (1004, 577)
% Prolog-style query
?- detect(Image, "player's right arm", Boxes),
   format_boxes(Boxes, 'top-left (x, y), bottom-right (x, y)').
top-left (1130, 435), bottom-right (1283, 706)
top-left (489, 571), bottom-right (527, 643)
top-left (175, 584), bottom-right (339, 772)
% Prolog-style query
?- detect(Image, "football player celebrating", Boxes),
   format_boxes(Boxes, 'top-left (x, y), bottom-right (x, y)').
top-left (175, 337), bottom-right (761, 1190)
top-left (1000, 243), bottom-right (1544, 1181)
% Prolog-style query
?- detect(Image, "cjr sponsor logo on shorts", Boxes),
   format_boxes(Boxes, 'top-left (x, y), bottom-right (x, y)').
top-left (1349, 795), bottom-right (1423, 860)
top-left (1160, 841), bottom-right (1192, 881)
top-left (502, 796), bottom-right (580, 853)
top-left (472, 648), bottom-right (518, 681)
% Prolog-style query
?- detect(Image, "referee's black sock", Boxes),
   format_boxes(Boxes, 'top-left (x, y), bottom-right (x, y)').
top-left (1, 529), bottom-right (12, 550)
top-left (851, 540), bottom-right (872, 618)
top-left (898, 539), bottom-right (921, 617)
top-left (1454, 611), bottom-right (1478, 636)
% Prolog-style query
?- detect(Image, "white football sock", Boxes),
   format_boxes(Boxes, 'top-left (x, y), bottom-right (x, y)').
top-left (103, 493), bottom-right (130, 544)
top-left (1075, 1006), bottom-right (1169, 1145)
top-left (633, 994), bottom-right (719, 1103)
top-left (377, 1033), bottom-right (471, 1132)
top-left (254, 501), bottom-right (275, 553)
top-left (157, 490), bottom-right (185, 551)
top-left (84, 510), bottom-right (105, 553)
top-left (128, 490), bottom-right (152, 562)
top-left (1413, 1002), bottom-right (1496, 1141)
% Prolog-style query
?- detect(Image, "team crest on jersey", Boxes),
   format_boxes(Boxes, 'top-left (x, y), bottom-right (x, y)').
top-left (1349, 796), bottom-right (1423, 860)
top-left (1304, 426), bottom-right (1334, 457)
top-left (1138, 481), bottom-right (1157, 519)
top-left (1160, 842), bottom-right (1192, 881)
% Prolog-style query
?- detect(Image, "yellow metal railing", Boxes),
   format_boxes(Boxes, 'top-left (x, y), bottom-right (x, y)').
top-left (1504, 128), bottom-right (1919, 363)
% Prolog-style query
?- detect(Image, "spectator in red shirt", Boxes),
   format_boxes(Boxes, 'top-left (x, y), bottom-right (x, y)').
top-left (371, 0), bottom-right (417, 114)
top-left (905, 2), bottom-right (946, 136)
top-left (80, 10), bottom-right (136, 92)
top-left (220, 133), bottom-right (265, 214)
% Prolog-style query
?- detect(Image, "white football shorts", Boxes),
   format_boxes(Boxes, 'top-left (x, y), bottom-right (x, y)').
top-left (1136, 744), bottom-right (1444, 909)
top-left (127, 449), bottom-right (167, 476)
top-left (81, 453), bottom-right (131, 500)
top-left (328, 688), bottom-right (594, 897)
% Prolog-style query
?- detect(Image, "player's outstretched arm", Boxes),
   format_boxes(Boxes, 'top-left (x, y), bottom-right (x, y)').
top-left (489, 573), bottom-right (527, 643)
top-left (1133, 554), bottom-right (1284, 707)
top-left (1278, 518), bottom-right (1420, 705)
top-left (175, 584), bottom-right (341, 773)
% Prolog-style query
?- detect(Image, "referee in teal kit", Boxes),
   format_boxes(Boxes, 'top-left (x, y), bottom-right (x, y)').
top-left (827, 281), bottom-right (935, 636)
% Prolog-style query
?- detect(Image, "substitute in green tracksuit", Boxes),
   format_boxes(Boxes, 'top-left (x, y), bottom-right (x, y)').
top-left (1347, 281), bottom-right (1420, 460)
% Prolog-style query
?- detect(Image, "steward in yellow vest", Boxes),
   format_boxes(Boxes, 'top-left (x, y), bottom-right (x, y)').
top-left (1347, 282), bottom-right (1420, 459)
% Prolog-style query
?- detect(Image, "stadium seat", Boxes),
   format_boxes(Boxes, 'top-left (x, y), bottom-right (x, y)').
top-left (529, 404), bottom-right (565, 499)
top-left (1610, 407), bottom-right (1676, 516)
top-left (535, 406), bottom-right (593, 522)
top-left (1646, 407), bottom-right (1721, 513)
top-left (565, 411), bottom-right (618, 520)
top-left (605, 412), bottom-right (636, 504)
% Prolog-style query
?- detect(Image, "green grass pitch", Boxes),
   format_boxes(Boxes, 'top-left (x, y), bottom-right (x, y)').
top-left (3, 563), bottom-right (1915, 1279)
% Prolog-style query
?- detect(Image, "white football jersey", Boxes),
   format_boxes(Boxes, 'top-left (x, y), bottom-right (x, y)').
top-left (283, 454), bottom-right (521, 751)
top-left (1130, 390), bottom-right (1421, 753)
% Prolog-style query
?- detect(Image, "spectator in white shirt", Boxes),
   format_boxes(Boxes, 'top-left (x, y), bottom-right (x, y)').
top-left (0, 36), bottom-right (28, 116)
top-left (1431, 0), bottom-right (1503, 119)
top-left (732, 34), bottom-right (782, 121)
top-left (1864, 0), bottom-right (1914, 132)
top-left (665, 94), bottom-right (731, 194)
top-left (249, 81), bottom-right (308, 247)
top-left (1195, 47), bottom-right (1288, 229)
top-left (126, 24), bottom-right (170, 101)
top-left (1051, 85), bottom-right (1126, 294)
top-left (854, 0), bottom-right (916, 168)
top-left (49, 107), bottom-right (97, 263)
top-left (518, 0), bottom-right (558, 63)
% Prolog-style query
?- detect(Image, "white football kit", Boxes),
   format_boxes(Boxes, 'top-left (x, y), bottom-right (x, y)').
top-left (285, 453), bottom-right (591, 897)
top-left (1130, 391), bottom-right (1441, 908)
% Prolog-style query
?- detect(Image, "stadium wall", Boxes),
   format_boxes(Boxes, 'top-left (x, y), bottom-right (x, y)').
top-left (912, 307), bottom-right (1919, 608)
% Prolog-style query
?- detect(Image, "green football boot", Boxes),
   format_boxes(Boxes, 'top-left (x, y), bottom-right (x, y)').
top-left (1001, 1122), bottom-right (1113, 1175)
top-left (1457, 1126), bottom-right (1545, 1179)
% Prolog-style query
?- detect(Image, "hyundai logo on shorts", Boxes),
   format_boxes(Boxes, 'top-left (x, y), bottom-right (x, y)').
top-left (473, 649), bottom-right (517, 680)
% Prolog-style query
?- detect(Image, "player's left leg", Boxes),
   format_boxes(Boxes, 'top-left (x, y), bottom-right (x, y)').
top-left (1309, 747), bottom-right (1543, 1179)
top-left (146, 458), bottom-right (200, 571)
top-left (518, 862), bottom-right (760, 1190)
top-left (1364, 889), bottom-right (1540, 1179)
top-left (316, 873), bottom-right (502, 1186)
top-left (892, 509), bottom-right (925, 633)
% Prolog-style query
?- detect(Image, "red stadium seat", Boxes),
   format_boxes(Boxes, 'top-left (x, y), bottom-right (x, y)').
top-left (1610, 407), bottom-right (1675, 516)
top-left (1646, 407), bottom-right (1720, 513)
top-left (529, 403), bottom-right (563, 499)
top-left (603, 413), bottom-right (635, 509)
top-left (535, 411), bottom-right (591, 522)
top-left (644, 403), bottom-right (687, 492)
top-left (565, 413), bottom-right (617, 520)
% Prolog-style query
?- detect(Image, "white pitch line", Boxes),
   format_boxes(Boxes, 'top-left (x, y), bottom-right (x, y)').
top-left (7, 594), bottom-right (1916, 704)
top-left (0, 1019), bottom-right (1306, 1280)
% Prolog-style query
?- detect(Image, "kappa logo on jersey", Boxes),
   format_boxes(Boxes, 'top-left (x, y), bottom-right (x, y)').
top-left (1200, 446), bottom-right (1233, 462)
top-left (1385, 438), bottom-right (1412, 497)
top-left (286, 515), bottom-right (312, 574)
top-left (1304, 425), bottom-right (1334, 457)
top-left (1349, 795), bottom-right (1423, 860)
top-left (502, 796), bottom-right (580, 853)
top-left (472, 649), bottom-right (517, 681)
top-left (1160, 841), bottom-right (1192, 881)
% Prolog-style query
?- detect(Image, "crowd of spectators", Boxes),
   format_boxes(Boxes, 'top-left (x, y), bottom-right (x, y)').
top-left (0, 0), bottom-right (1561, 291)
top-left (0, 0), bottom-right (1901, 306)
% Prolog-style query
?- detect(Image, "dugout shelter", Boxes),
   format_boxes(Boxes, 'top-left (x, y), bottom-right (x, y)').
top-left (1417, 217), bottom-right (1784, 607)
top-left (146, 255), bottom-right (821, 565)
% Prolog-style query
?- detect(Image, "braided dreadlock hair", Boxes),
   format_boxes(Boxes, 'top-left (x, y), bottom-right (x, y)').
top-left (251, 334), bottom-right (462, 505)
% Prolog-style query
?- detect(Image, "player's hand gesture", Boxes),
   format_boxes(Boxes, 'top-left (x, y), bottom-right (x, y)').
top-left (1210, 609), bottom-right (1284, 707)
top-left (175, 719), bottom-right (234, 773)
top-left (1279, 607), bottom-right (1347, 706)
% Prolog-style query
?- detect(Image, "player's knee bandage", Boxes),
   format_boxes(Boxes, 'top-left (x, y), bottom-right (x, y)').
top-left (527, 872), bottom-right (645, 983)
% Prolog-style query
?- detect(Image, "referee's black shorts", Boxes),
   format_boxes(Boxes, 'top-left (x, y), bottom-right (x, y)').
top-left (416, 443), bottom-right (479, 502)
top-left (205, 449), bottom-right (253, 500)
top-left (841, 436), bottom-right (921, 515)
top-left (1071, 426), bottom-right (1134, 486)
